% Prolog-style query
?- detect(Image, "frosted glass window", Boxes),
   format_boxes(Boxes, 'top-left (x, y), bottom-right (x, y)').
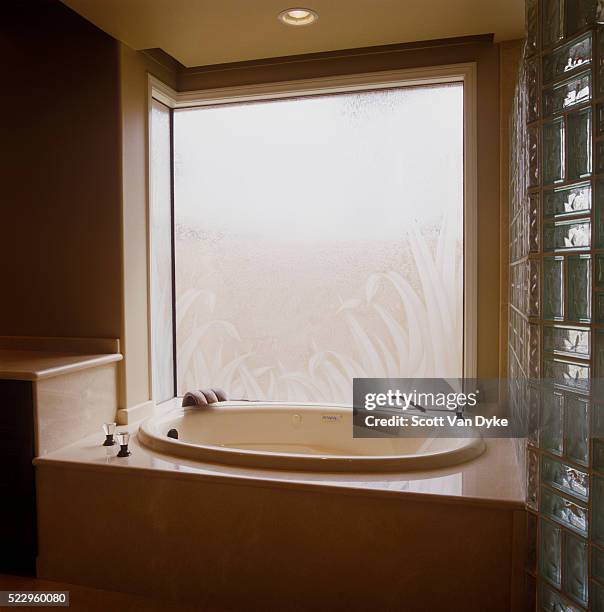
top-left (174, 84), bottom-right (464, 402)
top-left (150, 99), bottom-right (175, 402)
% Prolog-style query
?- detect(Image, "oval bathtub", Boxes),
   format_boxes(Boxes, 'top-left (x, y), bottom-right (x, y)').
top-left (138, 402), bottom-right (485, 472)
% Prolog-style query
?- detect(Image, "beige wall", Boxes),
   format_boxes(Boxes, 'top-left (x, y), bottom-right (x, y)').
top-left (1, 2), bottom-right (122, 341)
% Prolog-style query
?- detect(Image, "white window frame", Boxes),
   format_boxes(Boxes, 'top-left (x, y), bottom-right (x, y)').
top-left (147, 62), bottom-right (478, 395)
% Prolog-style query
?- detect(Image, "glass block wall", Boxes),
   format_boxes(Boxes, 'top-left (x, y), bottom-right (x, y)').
top-left (510, 1), bottom-right (604, 609)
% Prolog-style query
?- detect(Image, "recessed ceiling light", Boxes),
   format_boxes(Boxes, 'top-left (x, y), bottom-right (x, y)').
top-left (278, 7), bottom-right (318, 26)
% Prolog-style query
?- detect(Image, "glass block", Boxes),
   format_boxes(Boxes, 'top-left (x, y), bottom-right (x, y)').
top-left (528, 384), bottom-right (541, 445)
top-left (540, 518), bottom-right (561, 587)
top-left (540, 486), bottom-right (588, 535)
top-left (543, 257), bottom-right (564, 320)
top-left (593, 545), bottom-right (604, 584)
top-left (567, 255), bottom-right (591, 323)
top-left (543, 119), bottom-right (565, 185)
top-left (542, 0), bottom-right (564, 48)
top-left (597, 292), bottom-right (604, 322)
top-left (567, 108), bottom-right (592, 180)
top-left (596, 182), bottom-right (604, 248)
top-left (593, 580), bottom-right (604, 612)
top-left (594, 475), bottom-right (604, 545)
top-left (541, 455), bottom-right (589, 500)
top-left (527, 57), bottom-right (539, 123)
top-left (564, 394), bottom-right (590, 465)
top-left (597, 140), bottom-right (604, 173)
top-left (543, 33), bottom-right (592, 83)
top-left (566, 0), bottom-right (597, 35)
top-left (529, 258), bottom-right (541, 317)
top-left (528, 448), bottom-right (539, 509)
top-left (543, 72), bottom-right (591, 117)
top-left (563, 531), bottom-right (588, 606)
top-left (539, 581), bottom-right (583, 611)
top-left (527, 512), bottom-right (537, 573)
top-left (529, 193), bottom-right (540, 252)
top-left (599, 102), bottom-right (604, 135)
top-left (543, 219), bottom-right (591, 251)
top-left (528, 125), bottom-right (540, 187)
top-left (543, 182), bottom-right (591, 217)
top-left (543, 325), bottom-right (590, 357)
top-left (597, 255), bottom-right (604, 288)
top-left (543, 358), bottom-right (590, 391)
top-left (529, 324), bottom-right (540, 378)
top-left (526, 0), bottom-right (538, 55)
top-left (541, 389), bottom-right (564, 454)
top-left (595, 438), bottom-right (604, 472)
top-left (596, 330), bottom-right (604, 378)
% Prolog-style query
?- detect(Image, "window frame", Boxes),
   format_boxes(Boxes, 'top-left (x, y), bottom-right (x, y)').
top-left (147, 63), bottom-right (478, 401)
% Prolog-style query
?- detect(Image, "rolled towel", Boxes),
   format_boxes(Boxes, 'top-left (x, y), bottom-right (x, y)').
top-left (182, 388), bottom-right (228, 408)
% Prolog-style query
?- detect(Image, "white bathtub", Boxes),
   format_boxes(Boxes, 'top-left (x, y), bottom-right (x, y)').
top-left (138, 402), bottom-right (485, 472)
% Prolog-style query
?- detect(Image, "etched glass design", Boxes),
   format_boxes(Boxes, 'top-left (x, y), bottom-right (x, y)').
top-left (174, 85), bottom-right (464, 399)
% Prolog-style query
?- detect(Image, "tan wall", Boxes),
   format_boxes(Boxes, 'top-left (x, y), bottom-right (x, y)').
top-left (0, 2), bottom-right (122, 340)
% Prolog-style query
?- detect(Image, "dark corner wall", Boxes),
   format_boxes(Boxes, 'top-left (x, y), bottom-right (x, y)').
top-left (0, 1), bottom-right (122, 339)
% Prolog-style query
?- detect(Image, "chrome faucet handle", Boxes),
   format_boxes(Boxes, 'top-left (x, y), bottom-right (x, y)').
top-left (102, 422), bottom-right (117, 446)
top-left (116, 431), bottom-right (131, 457)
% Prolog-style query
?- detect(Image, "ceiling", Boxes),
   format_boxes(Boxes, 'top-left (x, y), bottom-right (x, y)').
top-left (60, 0), bottom-right (525, 68)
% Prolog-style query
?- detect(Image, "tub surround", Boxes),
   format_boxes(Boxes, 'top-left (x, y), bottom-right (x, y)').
top-left (34, 407), bottom-right (526, 611)
top-left (36, 398), bottom-right (524, 508)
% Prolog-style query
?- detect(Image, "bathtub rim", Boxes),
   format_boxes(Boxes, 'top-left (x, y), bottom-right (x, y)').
top-left (138, 402), bottom-right (486, 473)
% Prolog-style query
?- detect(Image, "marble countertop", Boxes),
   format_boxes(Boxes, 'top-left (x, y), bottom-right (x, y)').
top-left (0, 350), bottom-right (123, 381)
top-left (34, 400), bottom-right (524, 510)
